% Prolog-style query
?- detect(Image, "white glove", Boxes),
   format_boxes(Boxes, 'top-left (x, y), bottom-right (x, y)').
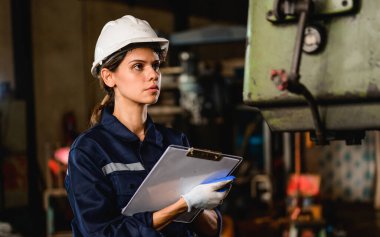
top-left (182, 180), bottom-right (232, 212)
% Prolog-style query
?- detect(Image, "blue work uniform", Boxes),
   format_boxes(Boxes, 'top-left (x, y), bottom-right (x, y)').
top-left (65, 108), bottom-right (222, 237)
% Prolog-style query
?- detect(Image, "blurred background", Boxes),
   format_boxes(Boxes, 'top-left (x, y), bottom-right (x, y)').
top-left (1, 0), bottom-right (380, 236)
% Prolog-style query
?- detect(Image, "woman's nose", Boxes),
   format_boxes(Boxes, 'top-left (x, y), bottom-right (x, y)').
top-left (146, 66), bottom-right (159, 81)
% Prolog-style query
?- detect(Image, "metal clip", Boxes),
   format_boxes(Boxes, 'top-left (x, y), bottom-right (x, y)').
top-left (186, 148), bottom-right (222, 161)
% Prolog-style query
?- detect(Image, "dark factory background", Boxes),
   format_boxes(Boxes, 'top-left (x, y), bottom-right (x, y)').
top-left (1, 0), bottom-right (380, 236)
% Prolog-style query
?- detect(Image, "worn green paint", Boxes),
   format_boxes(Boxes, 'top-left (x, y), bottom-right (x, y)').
top-left (262, 103), bottom-right (380, 131)
top-left (244, 0), bottom-right (380, 131)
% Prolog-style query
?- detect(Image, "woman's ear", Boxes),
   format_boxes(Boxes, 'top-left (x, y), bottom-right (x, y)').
top-left (101, 68), bottom-right (116, 88)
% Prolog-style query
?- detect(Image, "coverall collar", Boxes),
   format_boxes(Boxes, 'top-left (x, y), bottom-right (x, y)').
top-left (100, 107), bottom-right (164, 147)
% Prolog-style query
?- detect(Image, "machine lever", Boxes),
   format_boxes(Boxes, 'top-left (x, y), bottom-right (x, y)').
top-left (270, 0), bottom-right (327, 145)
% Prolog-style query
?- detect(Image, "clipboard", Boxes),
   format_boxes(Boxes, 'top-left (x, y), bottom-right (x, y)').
top-left (121, 145), bottom-right (243, 223)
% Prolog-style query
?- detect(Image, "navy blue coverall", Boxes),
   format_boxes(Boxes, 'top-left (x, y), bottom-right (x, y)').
top-left (65, 108), bottom-right (222, 236)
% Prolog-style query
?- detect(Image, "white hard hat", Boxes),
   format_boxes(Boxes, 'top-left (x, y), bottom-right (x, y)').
top-left (91, 15), bottom-right (169, 77)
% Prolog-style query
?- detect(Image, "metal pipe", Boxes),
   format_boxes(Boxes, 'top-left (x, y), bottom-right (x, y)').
top-left (290, 0), bottom-right (311, 79)
top-left (298, 84), bottom-right (325, 144)
top-left (263, 120), bottom-right (272, 174)
top-left (290, 10), bottom-right (309, 79)
top-left (288, 81), bottom-right (326, 144)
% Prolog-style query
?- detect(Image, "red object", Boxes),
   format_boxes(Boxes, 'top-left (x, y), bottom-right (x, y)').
top-left (48, 159), bottom-right (61, 176)
top-left (270, 69), bottom-right (288, 91)
top-left (54, 146), bottom-right (70, 165)
top-left (287, 174), bottom-right (320, 197)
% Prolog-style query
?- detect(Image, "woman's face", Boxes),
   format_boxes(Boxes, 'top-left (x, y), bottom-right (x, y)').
top-left (106, 47), bottom-right (161, 106)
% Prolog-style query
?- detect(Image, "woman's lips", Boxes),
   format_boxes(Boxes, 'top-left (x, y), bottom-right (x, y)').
top-left (146, 85), bottom-right (159, 92)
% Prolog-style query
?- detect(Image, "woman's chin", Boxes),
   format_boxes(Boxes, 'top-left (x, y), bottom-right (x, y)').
top-left (145, 97), bottom-right (159, 105)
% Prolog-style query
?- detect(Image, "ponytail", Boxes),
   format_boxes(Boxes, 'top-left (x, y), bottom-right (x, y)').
top-left (90, 91), bottom-right (114, 127)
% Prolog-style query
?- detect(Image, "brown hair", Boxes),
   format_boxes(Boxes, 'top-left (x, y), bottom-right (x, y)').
top-left (89, 43), bottom-right (165, 127)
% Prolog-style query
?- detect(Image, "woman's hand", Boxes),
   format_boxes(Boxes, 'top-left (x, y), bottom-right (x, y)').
top-left (182, 179), bottom-right (233, 212)
top-left (152, 176), bottom-right (234, 232)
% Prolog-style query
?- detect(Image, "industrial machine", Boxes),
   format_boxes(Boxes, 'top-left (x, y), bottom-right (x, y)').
top-left (243, 0), bottom-right (380, 145)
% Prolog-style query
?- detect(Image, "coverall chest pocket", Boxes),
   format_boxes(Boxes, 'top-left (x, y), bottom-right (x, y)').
top-left (109, 171), bottom-right (146, 209)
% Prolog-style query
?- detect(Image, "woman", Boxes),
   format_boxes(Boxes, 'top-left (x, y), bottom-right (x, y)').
top-left (65, 15), bottom-right (233, 237)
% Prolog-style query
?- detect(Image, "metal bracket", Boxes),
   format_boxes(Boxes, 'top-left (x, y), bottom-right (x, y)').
top-left (267, 0), bottom-right (356, 23)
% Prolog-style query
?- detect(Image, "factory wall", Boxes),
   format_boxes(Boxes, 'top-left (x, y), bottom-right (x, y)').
top-left (0, 0), bottom-right (14, 89)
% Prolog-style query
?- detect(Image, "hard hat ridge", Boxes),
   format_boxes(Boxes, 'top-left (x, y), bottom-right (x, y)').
top-left (91, 15), bottom-right (169, 77)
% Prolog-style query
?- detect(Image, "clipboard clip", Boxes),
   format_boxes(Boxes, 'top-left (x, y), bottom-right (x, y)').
top-left (186, 147), bottom-right (222, 161)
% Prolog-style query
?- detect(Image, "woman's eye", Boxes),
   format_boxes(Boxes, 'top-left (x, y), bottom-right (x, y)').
top-left (133, 64), bottom-right (143, 71)
top-left (152, 62), bottom-right (160, 72)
